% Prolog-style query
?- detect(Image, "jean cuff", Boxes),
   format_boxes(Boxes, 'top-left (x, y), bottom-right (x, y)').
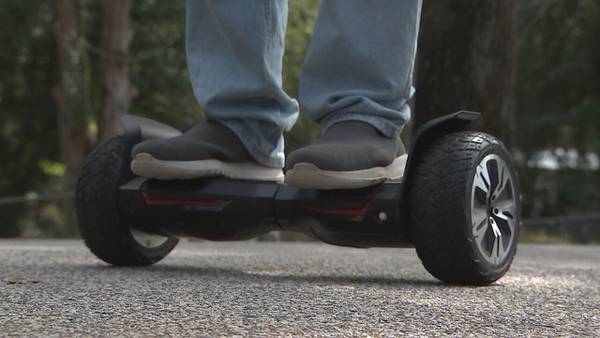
top-left (320, 112), bottom-right (404, 138)
top-left (217, 119), bottom-right (284, 168)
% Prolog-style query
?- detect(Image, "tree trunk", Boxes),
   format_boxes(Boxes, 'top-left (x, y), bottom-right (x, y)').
top-left (99, 0), bottom-right (133, 141)
top-left (52, 0), bottom-right (91, 192)
top-left (52, 0), bottom-right (92, 235)
top-left (415, 1), bottom-right (517, 145)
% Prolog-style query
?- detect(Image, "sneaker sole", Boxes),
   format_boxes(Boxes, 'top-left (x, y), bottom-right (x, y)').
top-left (285, 154), bottom-right (408, 190)
top-left (131, 153), bottom-right (284, 182)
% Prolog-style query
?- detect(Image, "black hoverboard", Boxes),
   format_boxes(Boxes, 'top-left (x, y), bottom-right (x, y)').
top-left (76, 111), bottom-right (520, 285)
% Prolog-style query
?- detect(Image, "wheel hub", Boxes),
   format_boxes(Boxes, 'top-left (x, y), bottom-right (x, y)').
top-left (471, 154), bottom-right (518, 265)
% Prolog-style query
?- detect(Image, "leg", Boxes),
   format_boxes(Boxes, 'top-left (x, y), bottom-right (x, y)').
top-left (131, 0), bottom-right (298, 181)
top-left (299, 0), bottom-right (421, 135)
top-left (186, 0), bottom-right (298, 168)
top-left (286, 0), bottom-right (422, 189)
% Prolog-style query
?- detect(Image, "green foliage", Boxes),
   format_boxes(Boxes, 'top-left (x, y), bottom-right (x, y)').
top-left (516, 0), bottom-right (600, 223)
top-left (516, 0), bottom-right (600, 154)
top-left (0, 1), bottom-right (60, 236)
top-left (129, 1), bottom-right (201, 130)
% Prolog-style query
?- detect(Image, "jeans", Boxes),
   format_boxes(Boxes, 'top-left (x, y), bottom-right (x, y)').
top-left (186, 0), bottom-right (422, 168)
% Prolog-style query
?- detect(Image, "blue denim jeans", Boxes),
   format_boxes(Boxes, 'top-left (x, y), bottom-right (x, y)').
top-left (186, 0), bottom-right (422, 168)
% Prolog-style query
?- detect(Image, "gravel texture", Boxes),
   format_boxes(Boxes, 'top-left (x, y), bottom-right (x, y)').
top-left (0, 239), bottom-right (599, 336)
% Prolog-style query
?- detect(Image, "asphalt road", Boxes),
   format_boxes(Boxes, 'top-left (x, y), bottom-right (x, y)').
top-left (0, 239), bottom-right (598, 336)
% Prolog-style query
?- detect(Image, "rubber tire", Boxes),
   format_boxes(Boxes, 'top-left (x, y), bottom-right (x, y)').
top-left (408, 131), bottom-right (520, 285)
top-left (76, 135), bottom-right (178, 266)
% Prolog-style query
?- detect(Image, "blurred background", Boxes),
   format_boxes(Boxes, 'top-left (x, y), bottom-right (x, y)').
top-left (0, 0), bottom-right (598, 243)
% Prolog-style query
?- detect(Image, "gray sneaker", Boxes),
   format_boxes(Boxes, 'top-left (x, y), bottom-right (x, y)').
top-left (285, 121), bottom-right (407, 189)
top-left (130, 121), bottom-right (283, 182)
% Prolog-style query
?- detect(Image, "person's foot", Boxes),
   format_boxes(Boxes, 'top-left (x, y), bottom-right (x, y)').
top-left (284, 121), bottom-right (407, 189)
top-left (130, 121), bottom-right (284, 182)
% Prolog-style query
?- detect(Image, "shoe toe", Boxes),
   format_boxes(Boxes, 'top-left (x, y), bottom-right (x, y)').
top-left (131, 138), bottom-right (182, 161)
top-left (286, 146), bottom-right (324, 170)
top-left (286, 144), bottom-right (355, 171)
top-left (286, 143), bottom-right (394, 172)
top-left (132, 139), bottom-right (157, 157)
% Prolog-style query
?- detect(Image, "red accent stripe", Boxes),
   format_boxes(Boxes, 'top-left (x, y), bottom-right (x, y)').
top-left (305, 202), bottom-right (370, 217)
top-left (142, 192), bottom-right (224, 206)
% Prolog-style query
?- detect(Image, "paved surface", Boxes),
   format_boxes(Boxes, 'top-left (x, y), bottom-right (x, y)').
top-left (0, 240), bottom-right (598, 336)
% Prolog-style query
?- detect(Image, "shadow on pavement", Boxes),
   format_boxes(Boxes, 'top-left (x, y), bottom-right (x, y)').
top-left (79, 263), bottom-right (445, 288)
